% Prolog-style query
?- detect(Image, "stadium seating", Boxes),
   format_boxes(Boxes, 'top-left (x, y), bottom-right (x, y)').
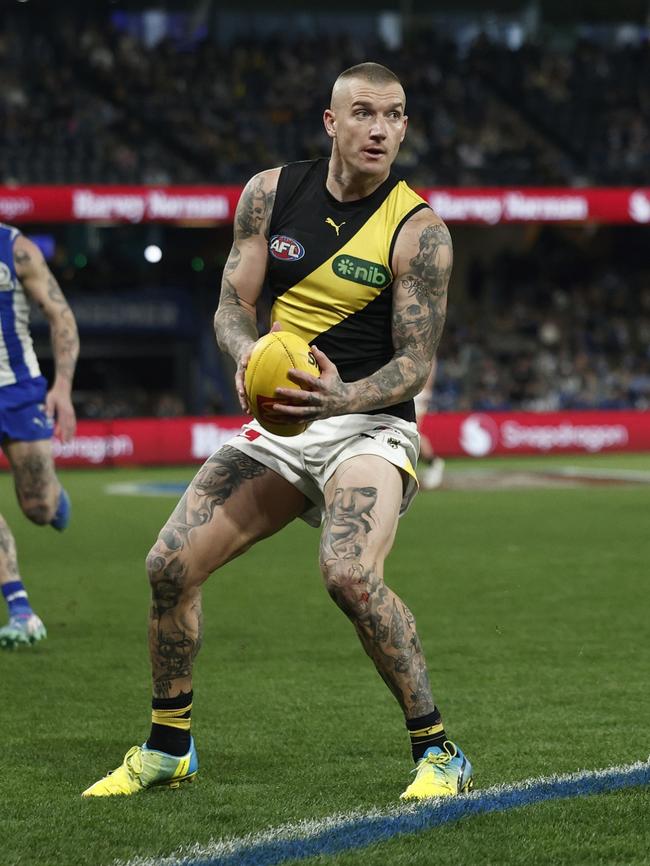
top-left (1, 21), bottom-right (648, 186)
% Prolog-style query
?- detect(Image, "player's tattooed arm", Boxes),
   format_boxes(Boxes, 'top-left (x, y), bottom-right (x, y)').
top-left (43, 274), bottom-right (79, 385)
top-left (235, 173), bottom-right (276, 240)
top-left (215, 276), bottom-right (259, 362)
top-left (214, 168), bottom-right (281, 409)
top-left (14, 236), bottom-right (80, 386)
top-left (364, 216), bottom-right (451, 405)
top-left (14, 234), bottom-right (79, 441)
top-left (275, 212), bottom-right (451, 420)
top-left (333, 216), bottom-right (450, 413)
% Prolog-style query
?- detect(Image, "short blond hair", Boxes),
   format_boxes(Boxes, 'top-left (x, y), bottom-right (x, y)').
top-left (331, 62), bottom-right (404, 107)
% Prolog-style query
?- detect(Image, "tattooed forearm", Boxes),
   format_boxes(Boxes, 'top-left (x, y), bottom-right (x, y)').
top-left (340, 220), bottom-right (450, 414)
top-left (214, 276), bottom-right (258, 358)
top-left (215, 173), bottom-right (277, 360)
top-left (214, 171), bottom-right (278, 367)
top-left (33, 275), bottom-right (79, 385)
top-left (223, 242), bottom-right (241, 277)
top-left (47, 278), bottom-right (79, 381)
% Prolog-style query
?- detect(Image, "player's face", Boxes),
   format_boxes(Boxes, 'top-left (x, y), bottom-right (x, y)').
top-left (325, 79), bottom-right (408, 177)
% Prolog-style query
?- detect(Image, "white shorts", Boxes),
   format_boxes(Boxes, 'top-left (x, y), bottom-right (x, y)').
top-left (226, 413), bottom-right (420, 527)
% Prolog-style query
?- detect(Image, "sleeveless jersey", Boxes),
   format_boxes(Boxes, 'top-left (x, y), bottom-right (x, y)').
top-left (267, 158), bottom-right (429, 422)
top-left (0, 223), bottom-right (41, 389)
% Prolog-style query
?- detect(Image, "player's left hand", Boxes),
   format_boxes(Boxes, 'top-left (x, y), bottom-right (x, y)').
top-left (274, 345), bottom-right (350, 421)
top-left (46, 385), bottom-right (77, 443)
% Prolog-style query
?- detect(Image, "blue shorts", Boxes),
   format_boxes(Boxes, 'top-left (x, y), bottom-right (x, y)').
top-left (0, 377), bottom-right (54, 442)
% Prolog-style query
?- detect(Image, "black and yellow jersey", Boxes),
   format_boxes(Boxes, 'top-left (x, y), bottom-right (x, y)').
top-left (267, 158), bottom-right (430, 422)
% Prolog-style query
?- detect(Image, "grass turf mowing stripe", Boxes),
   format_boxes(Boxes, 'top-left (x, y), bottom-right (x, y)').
top-left (119, 759), bottom-right (650, 866)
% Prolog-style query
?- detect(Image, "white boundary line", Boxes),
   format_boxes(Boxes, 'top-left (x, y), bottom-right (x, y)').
top-left (116, 759), bottom-right (650, 866)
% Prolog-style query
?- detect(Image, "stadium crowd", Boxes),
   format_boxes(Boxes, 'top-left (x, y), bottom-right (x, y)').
top-left (1, 20), bottom-right (648, 187)
top-left (2, 12), bottom-right (649, 417)
top-left (434, 232), bottom-right (650, 412)
top-left (56, 227), bottom-right (650, 419)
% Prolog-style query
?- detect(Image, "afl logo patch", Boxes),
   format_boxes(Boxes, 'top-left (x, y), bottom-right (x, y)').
top-left (269, 235), bottom-right (305, 261)
top-left (0, 262), bottom-right (14, 291)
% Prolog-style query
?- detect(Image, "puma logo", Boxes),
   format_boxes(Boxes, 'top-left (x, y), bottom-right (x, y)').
top-left (325, 217), bottom-right (346, 236)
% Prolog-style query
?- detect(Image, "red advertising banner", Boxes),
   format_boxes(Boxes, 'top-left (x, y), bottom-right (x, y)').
top-left (0, 412), bottom-right (648, 469)
top-left (424, 187), bottom-right (650, 225)
top-left (0, 186), bottom-right (242, 224)
top-left (420, 411), bottom-right (650, 458)
top-left (1, 186), bottom-right (650, 225)
top-left (0, 417), bottom-right (244, 469)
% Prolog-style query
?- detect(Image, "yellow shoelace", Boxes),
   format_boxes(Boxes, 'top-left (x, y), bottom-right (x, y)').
top-left (410, 742), bottom-right (457, 776)
top-left (423, 750), bottom-right (453, 768)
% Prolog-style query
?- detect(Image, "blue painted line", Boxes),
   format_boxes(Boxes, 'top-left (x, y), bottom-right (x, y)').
top-left (172, 761), bottom-right (650, 866)
top-left (105, 482), bottom-right (189, 497)
top-left (136, 483), bottom-right (188, 495)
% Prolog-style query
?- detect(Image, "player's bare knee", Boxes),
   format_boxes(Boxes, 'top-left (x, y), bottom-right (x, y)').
top-left (146, 543), bottom-right (185, 592)
top-left (146, 539), bottom-right (206, 603)
top-left (321, 557), bottom-right (375, 619)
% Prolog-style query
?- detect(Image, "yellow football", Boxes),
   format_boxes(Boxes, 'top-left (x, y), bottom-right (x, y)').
top-left (244, 331), bottom-right (320, 436)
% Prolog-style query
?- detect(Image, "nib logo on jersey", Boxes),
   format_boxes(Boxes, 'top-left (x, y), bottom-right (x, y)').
top-left (332, 255), bottom-right (390, 288)
top-left (269, 235), bottom-right (305, 261)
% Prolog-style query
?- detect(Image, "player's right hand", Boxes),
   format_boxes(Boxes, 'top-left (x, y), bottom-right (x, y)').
top-left (235, 352), bottom-right (252, 413)
top-left (237, 322), bottom-right (284, 413)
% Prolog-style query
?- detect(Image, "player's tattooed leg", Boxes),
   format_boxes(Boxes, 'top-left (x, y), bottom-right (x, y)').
top-left (13, 452), bottom-right (58, 525)
top-left (320, 483), bottom-right (435, 718)
top-left (0, 515), bottom-right (20, 582)
top-left (146, 446), bottom-right (269, 698)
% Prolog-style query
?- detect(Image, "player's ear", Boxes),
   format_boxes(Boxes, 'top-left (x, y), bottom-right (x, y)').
top-left (323, 109), bottom-right (336, 138)
top-left (400, 115), bottom-right (408, 143)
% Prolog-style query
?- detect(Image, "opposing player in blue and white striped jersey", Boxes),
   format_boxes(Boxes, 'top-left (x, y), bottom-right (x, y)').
top-left (0, 223), bottom-right (79, 649)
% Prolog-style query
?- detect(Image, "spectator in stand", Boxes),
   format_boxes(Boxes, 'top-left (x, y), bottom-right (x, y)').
top-left (3, 16), bottom-right (649, 187)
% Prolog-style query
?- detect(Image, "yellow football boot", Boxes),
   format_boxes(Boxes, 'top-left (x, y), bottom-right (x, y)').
top-left (401, 741), bottom-right (473, 800)
top-left (82, 739), bottom-right (198, 797)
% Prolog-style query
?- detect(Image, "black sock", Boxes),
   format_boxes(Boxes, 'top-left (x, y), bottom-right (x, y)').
top-left (406, 708), bottom-right (447, 762)
top-left (146, 691), bottom-right (192, 756)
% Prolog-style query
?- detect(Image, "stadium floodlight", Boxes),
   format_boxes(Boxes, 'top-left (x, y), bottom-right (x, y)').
top-left (144, 245), bottom-right (162, 263)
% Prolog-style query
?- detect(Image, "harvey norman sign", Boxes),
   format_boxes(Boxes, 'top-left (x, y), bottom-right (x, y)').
top-left (1, 186), bottom-right (649, 225)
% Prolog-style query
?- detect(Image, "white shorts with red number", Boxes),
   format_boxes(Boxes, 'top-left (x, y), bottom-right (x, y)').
top-left (226, 413), bottom-right (420, 527)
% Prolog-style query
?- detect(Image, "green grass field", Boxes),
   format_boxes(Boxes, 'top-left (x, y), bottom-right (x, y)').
top-left (2, 454), bottom-right (650, 866)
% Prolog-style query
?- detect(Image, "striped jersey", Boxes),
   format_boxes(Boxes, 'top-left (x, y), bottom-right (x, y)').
top-left (0, 223), bottom-right (41, 388)
top-left (267, 159), bottom-right (430, 422)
